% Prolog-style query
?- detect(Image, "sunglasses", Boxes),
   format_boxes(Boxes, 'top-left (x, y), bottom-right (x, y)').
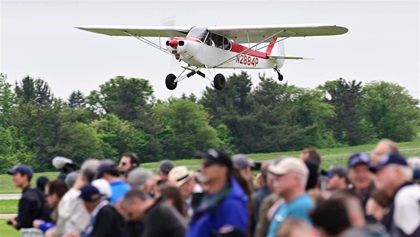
top-left (327, 173), bottom-right (335, 179)
top-left (120, 162), bottom-right (127, 166)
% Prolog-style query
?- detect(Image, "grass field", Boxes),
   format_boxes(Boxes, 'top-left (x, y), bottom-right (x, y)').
top-left (0, 219), bottom-right (19, 237)
top-left (0, 141), bottom-right (418, 194)
top-left (0, 200), bottom-right (18, 214)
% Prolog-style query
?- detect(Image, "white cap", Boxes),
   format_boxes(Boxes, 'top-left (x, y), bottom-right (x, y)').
top-left (168, 166), bottom-right (193, 187)
top-left (92, 178), bottom-right (112, 199)
top-left (52, 156), bottom-right (73, 169)
top-left (268, 157), bottom-right (308, 176)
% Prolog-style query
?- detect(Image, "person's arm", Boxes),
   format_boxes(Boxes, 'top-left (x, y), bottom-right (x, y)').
top-left (218, 199), bottom-right (248, 232)
top-left (15, 196), bottom-right (34, 229)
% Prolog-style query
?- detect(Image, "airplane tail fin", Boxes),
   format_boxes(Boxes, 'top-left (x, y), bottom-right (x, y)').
top-left (267, 38), bottom-right (310, 68)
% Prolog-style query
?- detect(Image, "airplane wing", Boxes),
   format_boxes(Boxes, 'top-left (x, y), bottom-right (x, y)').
top-left (208, 24), bottom-right (348, 43)
top-left (75, 25), bottom-right (191, 37)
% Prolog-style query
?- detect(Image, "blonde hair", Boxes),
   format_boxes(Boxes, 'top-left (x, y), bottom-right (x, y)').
top-left (277, 218), bottom-right (312, 237)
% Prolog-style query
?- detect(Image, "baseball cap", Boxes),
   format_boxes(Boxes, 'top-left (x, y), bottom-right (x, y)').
top-left (168, 166), bottom-right (194, 187)
top-left (64, 172), bottom-right (78, 188)
top-left (232, 154), bottom-right (255, 170)
top-left (321, 165), bottom-right (347, 178)
top-left (159, 159), bottom-right (175, 175)
top-left (96, 159), bottom-right (119, 178)
top-left (7, 164), bottom-right (33, 179)
top-left (79, 184), bottom-right (103, 202)
top-left (92, 179), bottom-right (112, 200)
top-left (268, 157), bottom-right (308, 176)
top-left (52, 156), bottom-right (74, 169)
top-left (369, 152), bottom-right (408, 173)
top-left (348, 152), bottom-right (370, 168)
top-left (211, 225), bottom-right (247, 237)
top-left (197, 149), bottom-right (233, 171)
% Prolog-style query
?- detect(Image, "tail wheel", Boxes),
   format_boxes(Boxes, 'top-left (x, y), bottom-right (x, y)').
top-left (165, 73), bottom-right (177, 90)
top-left (213, 73), bottom-right (226, 90)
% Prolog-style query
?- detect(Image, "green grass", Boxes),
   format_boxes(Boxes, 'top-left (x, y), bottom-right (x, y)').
top-left (0, 200), bottom-right (17, 214)
top-left (0, 219), bottom-right (19, 237)
top-left (0, 141), bottom-right (418, 194)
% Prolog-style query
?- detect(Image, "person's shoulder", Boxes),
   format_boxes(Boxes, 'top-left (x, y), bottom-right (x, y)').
top-left (395, 183), bottom-right (420, 203)
top-left (289, 194), bottom-right (314, 209)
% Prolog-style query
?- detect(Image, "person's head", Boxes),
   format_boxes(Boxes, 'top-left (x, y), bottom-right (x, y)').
top-left (232, 154), bottom-right (254, 181)
top-left (371, 139), bottom-right (398, 165)
top-left (366, 189), bottom-right (389, 222)
top-left (7, 164), bottom-right (33, 188)
top-left (79, 184), bottom-right (104, 213)
top-left (300, 148), bottom-right (321, 165)
top-left (158, 159), bottom-right (174, 179)
top-left (127, 167), bottom-right (154, 191)
top-left (197, 149), bottom-right (233, 188)
top-left (36, 176), bottom-right (50, 193)
top-left (120, 189), bottom-right (153, 221)
top-left (347, 152), bottom-right (373, 192)
top-left (370, 152), bottom-right (412, 197)
top-left (119, 152), bottom-right (140, 172)
top-left (64, 172), bottom-right (79, 188)
top-left (80, 158), bottom-right (100, 183)
top-left (267, 157), bottom-right (308, 199)
top-left (321, 166), bottom-right (349, 191)
top-left (331, 190), bottom-right (366, 227)
top-left (45, 179), bottom-right (69, 208)
top-left (310, 199), bottom-right (351, 237)
top-left (277, 218), bottom-right (314, 237)
top-left (156, 184), bottom-right (187, 217)
top-left (92, 178), bottom-right (112, 201)
top-left (168, 166), bottom-right (196, 199)
top-left (97, 159), bottom-right (120, 181)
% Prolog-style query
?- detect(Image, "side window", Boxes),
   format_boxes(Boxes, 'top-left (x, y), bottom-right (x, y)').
top-left (208, 33), bottom-right (231, 50)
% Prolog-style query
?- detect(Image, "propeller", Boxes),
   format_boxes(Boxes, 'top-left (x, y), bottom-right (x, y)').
top-left (161, 16), bottom-right (181, 65)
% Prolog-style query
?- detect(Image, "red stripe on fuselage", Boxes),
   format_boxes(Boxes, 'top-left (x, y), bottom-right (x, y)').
top-left (266, 37), bottom-right (277, 56)
top-left (230, 42), bottom-right (268, 59)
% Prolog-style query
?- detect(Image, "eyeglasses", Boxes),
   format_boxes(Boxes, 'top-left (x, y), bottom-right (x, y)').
top-left (120, 162), bottom-right (127, 166)
top-left (327, 173), bottom-right (335, 179)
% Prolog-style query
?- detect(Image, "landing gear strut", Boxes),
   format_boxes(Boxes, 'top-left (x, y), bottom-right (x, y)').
top-left (274, 67), bottom-right (283, 81)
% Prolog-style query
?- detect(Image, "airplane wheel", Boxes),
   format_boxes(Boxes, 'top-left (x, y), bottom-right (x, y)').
top-left (214, 73), bottom-right (226, 90)
top-left (278, 74), bottom-right (283, 81)
top-left (165, 73), bottom-right (177, 90)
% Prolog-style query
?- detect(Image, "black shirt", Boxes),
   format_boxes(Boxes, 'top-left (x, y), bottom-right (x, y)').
top-left (143, 198), bottom-right (188, 237)
top-left (91, 205), bottom-right (125, 237)
top-left (15, 186), bottom-right (51, 230)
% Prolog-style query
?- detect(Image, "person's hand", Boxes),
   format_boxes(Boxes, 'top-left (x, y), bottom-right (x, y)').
top-left (73, 172), bottom-right (85, 189)
top-left (33, 219), bottom-right (44, 228)
top-left (10, 218), bottom-right (17, 227)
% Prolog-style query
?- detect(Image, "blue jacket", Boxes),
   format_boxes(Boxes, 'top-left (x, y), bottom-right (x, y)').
top-left (186, 177), bottom-right (248, 237)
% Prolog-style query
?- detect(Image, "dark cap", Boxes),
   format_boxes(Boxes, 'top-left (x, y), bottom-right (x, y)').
top-left (211, 225), bottom-right (247, 237)
top-left (159, 159), bottom-right (174, 175)
top-left (97, 159), bottom-right (119, 178)
top-left (321, 165), bottom-right (347, 178)
top-left (348, 152), bottom-right (370, 168)
top-left (7, 164), bottom-right (33, 179)
top-left (79, 184), bottom-right (103, 202)
top-left (369, 153), bottom-right (408, 173)
top-left (197, 149), bottom-right (233, 171)
top-left (232, 154), bottom-right (255, 170)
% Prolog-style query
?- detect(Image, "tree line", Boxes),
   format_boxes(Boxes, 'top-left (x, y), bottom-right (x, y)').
top-left (0, 72), bottom-right (418, 172)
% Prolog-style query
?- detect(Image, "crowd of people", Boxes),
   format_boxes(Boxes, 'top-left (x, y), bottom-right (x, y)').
top-left (6, 139), bottom-right (420, 237)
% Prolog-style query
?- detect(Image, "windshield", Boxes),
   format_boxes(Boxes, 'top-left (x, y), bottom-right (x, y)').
top-left (186, 27), bottom-right (208, 41)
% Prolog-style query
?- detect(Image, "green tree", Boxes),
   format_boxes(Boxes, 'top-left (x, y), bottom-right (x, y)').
top-left (67, 90), bottom-right (86, 108)
top-left (0, 73), bottom-right (16, 127)
top-left (154, 98), bottom-right (223, 159)
top-left (360, 81), bottom-right (419, 141)
top-left (15, 76), bottom-right (53, 106)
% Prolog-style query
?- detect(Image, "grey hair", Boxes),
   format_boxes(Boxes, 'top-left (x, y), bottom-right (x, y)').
top-left (80, 158), bottom-right (100, 183)
top-left (127, 167), bottom-right (154, 190)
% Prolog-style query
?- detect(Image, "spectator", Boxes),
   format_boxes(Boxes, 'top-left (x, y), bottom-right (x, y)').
top-left (7, 164), bottom-right (51, 230)
top-left (118, 152), bottom-right (140, 173)
top-left (45, 159), bottom-right (98, 237)
top-left (310, 199), bottom-right (352, 237)
top-left (365, 190), bottom-right (390, 223)
top-left (78, 184), bottom-right (125, 237)
top-left (276, 218), bottom-right (315, 237)
top-left (36, 176), bottom-right (50, 193)
top-left (266, 157), bottom-right (315, 237)
top-left (168, 166), bottom-right (203, 217)
top-left (33, 180), bottom-right (69, 233)
top-left (407, 157), bottom-right (420, 183)
top-left (92, 178), bottom-right (112, 201)
top-left (251, 161), bottom-right (272, 228)
top-left (347, 152), bottom-right (376, 211)
top-left (212, 225), bottom-right (248, 237)
top-left (156, 183), bottom-right (188, 218)
top-left (187, 149), bottom-right (248, 237)
top-left (53, 156), bottom-right (78, 181)
top-left (370, 152), bottom-right (420, 237)
top-left (127, 167), bottom-right (154, 191)
top-left (97, 159), bottom-right (131, 204)
top-left (321, 165), bottom-right (351, 198)
top-left (300, 148), bottom-right (321, 190)
top-left (158, 159), bottom-right (175, 180)
top-left (370, 139), bottom-right (398, 165)
top-left (232, 154), bottom-right (254, 183)
top-left (120, 189), bottom-right (187, 237)
top-left (64, 172), bottom-right (78, 189)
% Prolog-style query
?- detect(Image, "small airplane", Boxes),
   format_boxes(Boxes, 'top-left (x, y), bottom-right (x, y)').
top-left (76, 24), bottom-right (348, 90)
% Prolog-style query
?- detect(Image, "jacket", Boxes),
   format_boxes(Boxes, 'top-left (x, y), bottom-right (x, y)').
top-left (186, 177), bottom-right (248, 237)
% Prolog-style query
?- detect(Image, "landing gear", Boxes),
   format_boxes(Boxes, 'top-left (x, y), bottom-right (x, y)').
top-left (274, 67), bottom-right (283, 81)
top-left (213, 74), bottom-right (226, 90)
top-left (165, 73), bottom-right (177, 90)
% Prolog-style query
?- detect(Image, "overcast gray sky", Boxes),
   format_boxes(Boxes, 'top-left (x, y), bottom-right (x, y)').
top-left (1, 0), bottom-right (419, 101)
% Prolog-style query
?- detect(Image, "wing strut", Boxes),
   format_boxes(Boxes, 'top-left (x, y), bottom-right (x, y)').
top-left (122, 31), bottom-right (173, 56)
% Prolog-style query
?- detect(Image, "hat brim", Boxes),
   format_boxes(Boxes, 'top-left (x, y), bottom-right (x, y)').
top-left (7, 169), bottom-right (16, 175)
top-left (267, 166), bottom-right (288, 176)
top-left (176, 171), bottom-right (194, 187)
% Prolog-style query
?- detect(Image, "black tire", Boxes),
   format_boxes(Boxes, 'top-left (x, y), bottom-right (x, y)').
top-left (165, 73), bottom-right (177, 90)
top-left (214, 73), bottom-right (226, 90)
top-left (278, 73), bottom-right (284, 81)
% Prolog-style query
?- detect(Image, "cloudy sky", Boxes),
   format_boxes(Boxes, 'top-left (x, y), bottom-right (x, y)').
top-left (1, 0), bottom-right (419, 101)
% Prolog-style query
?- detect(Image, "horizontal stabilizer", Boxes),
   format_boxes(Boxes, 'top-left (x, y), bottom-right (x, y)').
top-left (270, 55), bottom-right (312, 60)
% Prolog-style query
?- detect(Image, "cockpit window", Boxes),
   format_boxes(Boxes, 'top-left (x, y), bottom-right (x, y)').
top-left (186, 27), bottom-right (231, 50)
top-left (186, 27), bottom-right (208, 42)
